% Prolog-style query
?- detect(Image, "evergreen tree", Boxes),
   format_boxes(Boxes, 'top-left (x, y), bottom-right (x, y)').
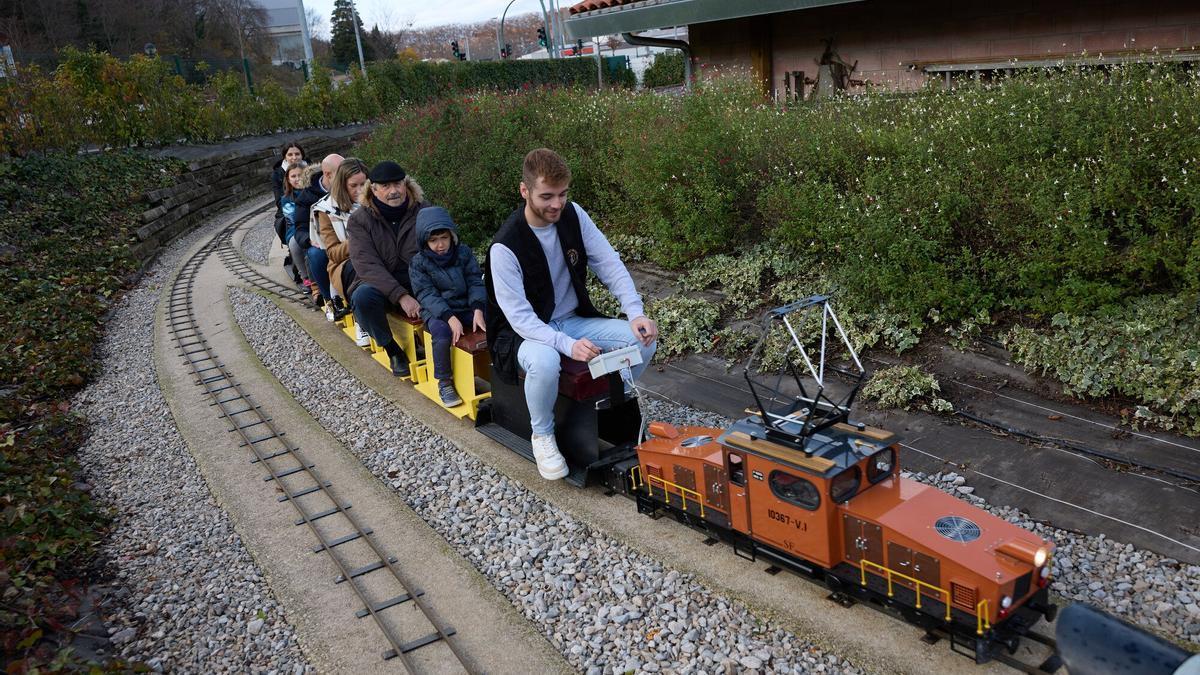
top-left (330, 0), bottom-right (373, 67)
top-left (369, 24), bottom-right (396, 60)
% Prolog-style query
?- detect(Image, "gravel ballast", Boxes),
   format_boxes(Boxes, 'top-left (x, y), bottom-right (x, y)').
top-left (74, 210), bottom-right (311, 673)
top-left (241, 216), bottom-right (278, 265)
top-left (230, 287), bottom-right (862, 674)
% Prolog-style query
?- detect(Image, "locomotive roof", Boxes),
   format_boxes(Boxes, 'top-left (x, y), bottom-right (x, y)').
top-left (719, 414), bottom-right (898, 479)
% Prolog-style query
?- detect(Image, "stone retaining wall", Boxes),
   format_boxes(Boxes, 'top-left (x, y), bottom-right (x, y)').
top-left (131, 125), bottom-right (372, 265)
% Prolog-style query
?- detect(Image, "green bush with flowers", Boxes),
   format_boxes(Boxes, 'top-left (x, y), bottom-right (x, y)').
top-left (357, 63), bottom-right (1199, 433)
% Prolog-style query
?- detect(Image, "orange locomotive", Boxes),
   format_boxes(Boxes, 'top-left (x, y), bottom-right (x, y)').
top-left (624, 297), bottom-right (1058, 666)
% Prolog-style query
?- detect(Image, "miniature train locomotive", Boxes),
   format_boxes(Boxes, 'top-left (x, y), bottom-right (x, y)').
top-left (335, 295), bottom-right (1057, 666)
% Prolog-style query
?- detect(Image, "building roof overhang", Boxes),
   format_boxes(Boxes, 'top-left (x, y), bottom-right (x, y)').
top-left (565, 0), bottom-right (864, 39)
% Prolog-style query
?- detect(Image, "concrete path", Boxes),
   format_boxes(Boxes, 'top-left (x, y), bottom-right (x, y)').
top-left (155, 201), bottom-right (567, 674)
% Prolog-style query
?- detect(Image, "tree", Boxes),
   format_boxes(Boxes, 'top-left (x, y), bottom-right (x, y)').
top-left (369, 24), bottom-right (395, 60)
top-left (330, 0), bottom-right (373, 68)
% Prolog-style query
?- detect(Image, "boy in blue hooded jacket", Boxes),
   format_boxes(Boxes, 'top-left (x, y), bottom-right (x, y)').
top-left (409, 206), bottom-right (487, 407)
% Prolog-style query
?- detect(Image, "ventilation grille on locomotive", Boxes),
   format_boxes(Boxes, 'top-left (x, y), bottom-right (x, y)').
top-left (934, 515), bottom-right (981, 543)
top-left (951, 582), bottom-right (977, 609)
top-left (680, 435), bottom-right (713, 447)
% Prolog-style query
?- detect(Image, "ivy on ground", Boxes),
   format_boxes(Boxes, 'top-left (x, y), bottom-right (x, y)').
top-left (1005, 294), bottom-right (1200, 437)
top-left (862, 365), bottom-right (954, 413)
top-left (0, 150), bottom-right (183, 668)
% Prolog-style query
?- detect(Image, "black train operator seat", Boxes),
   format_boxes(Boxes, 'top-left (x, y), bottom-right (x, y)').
top-left (476, 355), bottom-right (642, 486)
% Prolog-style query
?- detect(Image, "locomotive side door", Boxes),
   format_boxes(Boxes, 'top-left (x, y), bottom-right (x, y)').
top-left (842, 514), bottom-right (883, 567)
top-left (725, 451), bottom-right (750, 533)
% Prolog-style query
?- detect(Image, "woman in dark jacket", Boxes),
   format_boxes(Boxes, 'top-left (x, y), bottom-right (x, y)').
top-left (272, 142), bottom-right (306, 246)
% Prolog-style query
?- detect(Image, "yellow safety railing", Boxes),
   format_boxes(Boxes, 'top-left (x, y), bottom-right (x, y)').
top-left (859, 559), bottom-right (952, 621)
top-left (629, 464), bottom-right (644, 489)
top-left (976, 599), bottom-right (991, 635)
top-left (646, 474), bottom-right (706, 518)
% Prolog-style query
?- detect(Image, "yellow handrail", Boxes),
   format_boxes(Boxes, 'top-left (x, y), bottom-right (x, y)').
top-left (646, 474), bottom-right (706, 518)
top-left (858, 559), bottom-right (952, 621)
top-left (977, 599), bottom-right (991, 635)
top-left (629, 464), bottom-right (644, 489)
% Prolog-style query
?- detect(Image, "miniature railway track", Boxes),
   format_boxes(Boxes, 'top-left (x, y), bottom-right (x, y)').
top-left (166, 206), bottom-right (476, 672)
top-left (214, 225), bottom-right (309, 305)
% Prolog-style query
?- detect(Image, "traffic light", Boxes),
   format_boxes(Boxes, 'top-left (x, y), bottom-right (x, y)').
top-left (537, 27), bottom-right (547, 48)
top-left (501, 43), bottom-right (512, 59)
top-left (450, 40), bottom-right (460, 59)
top-left (575, 39), bottom-right (584, 55)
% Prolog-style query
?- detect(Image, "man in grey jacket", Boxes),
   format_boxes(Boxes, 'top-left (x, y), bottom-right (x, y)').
top-left (346, 161), bottom-right (428, 377)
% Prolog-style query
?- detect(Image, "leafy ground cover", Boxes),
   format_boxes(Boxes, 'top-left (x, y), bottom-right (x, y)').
top-left (0, 150), bottom-right (183, 667)
top-left (356, 64), bottom-right (1199, 433)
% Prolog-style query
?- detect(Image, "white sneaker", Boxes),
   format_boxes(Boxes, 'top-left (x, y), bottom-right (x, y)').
top-left (324, 302), bottom-right (336, 322)
top-left (354, 323), bottom-right (371, 347)
top-left (531, 433), bottom-right (569, 480)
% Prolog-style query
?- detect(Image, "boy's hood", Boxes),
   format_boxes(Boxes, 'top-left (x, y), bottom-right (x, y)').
top-left (415, 206), bottom-right (459, 245)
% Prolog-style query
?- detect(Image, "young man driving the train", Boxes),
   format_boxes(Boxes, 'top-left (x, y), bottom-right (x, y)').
top-left (485, 148), bottom-right (659, 480)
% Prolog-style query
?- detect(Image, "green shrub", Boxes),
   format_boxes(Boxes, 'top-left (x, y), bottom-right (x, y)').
top-left (1, 48), bottom-right (628, 155)
top-left (359, 64), bottom-right (1199, 319)
top-left (863, 365), bottom-right (953, 412)
top-left (643, 52), bottom-right (685, 88)
top-left (368, 57), bottom-right (623, 110)
top-left (353, 64), bottom-right (1199, 428)
top-left (1005, 294), bottom-right (1200, 436)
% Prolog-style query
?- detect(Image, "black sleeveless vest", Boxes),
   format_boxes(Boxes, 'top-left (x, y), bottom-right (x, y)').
top-left (484, 202), bottom-right (601, 384)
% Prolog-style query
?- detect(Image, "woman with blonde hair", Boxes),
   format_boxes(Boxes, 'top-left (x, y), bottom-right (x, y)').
top-left (313, 157), bottom-right (369, 330)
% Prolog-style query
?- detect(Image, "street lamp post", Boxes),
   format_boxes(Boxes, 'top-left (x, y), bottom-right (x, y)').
top-left (350, 0), bottom-right (368, 79)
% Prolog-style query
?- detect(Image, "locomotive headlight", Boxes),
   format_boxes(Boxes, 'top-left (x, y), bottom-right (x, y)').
top-left (1033, 547), bottom-right (1048, 568)
top-left (1000, 595), bottom-right (1013, 609)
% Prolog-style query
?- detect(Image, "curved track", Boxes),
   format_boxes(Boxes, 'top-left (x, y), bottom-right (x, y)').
top-left (167, 207), bottom-right (476, 673)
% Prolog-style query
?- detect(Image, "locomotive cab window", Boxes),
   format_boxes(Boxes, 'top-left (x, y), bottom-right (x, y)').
top-left (830, 467), bottom-right (860, 503)
top-left (769, 470), bottom-right (819, 510)
top-left (867, 448), bottom-right (896, 484)
top-left (729, 453), bottom-right (745, 486)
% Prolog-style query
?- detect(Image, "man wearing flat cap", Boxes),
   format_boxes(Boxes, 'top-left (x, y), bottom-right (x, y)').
top-left (346, 161), bottom-right (430, 377)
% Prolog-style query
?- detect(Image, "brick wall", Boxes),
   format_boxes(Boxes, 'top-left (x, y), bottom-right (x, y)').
top-left (688, 0), bottom-right (1200, 96)
top-left (130, 125), bottom-right (372, 265)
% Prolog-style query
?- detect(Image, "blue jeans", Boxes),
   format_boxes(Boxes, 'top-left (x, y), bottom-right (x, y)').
top-left (517, 314), bottom-right (656, 436)
top-left (350, 283), bottom-right (396, 348)
top-left (427, 311), bottom-right (476, 381)
top-left (306, 246), bottom-right (330, 301)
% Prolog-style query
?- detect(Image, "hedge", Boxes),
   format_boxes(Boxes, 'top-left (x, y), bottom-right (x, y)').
top-left (643, 51), bottom-right (685, 88)
top-left (355, 65), bottom-right (1200, 323)
top-left (0, 47), bottom-right (632, 156)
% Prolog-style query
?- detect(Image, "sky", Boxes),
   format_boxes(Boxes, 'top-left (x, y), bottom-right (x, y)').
top-left (303, 0), bottom-right (556, 38)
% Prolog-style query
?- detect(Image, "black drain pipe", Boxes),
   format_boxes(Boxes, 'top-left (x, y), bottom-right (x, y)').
top-left (622, 31), bottom-right (692, 90)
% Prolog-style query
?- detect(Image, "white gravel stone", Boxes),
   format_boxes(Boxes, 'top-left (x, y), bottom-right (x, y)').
top-left (230, 288), bottom-right (864, 673)
top-left (241, 216), bottom-right (278, 265)
top-left (74, 210), bottom-right (310, 672)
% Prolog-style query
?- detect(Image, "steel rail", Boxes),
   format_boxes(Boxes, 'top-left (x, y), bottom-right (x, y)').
top-left (165, 206), bottom-right (475, 672)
